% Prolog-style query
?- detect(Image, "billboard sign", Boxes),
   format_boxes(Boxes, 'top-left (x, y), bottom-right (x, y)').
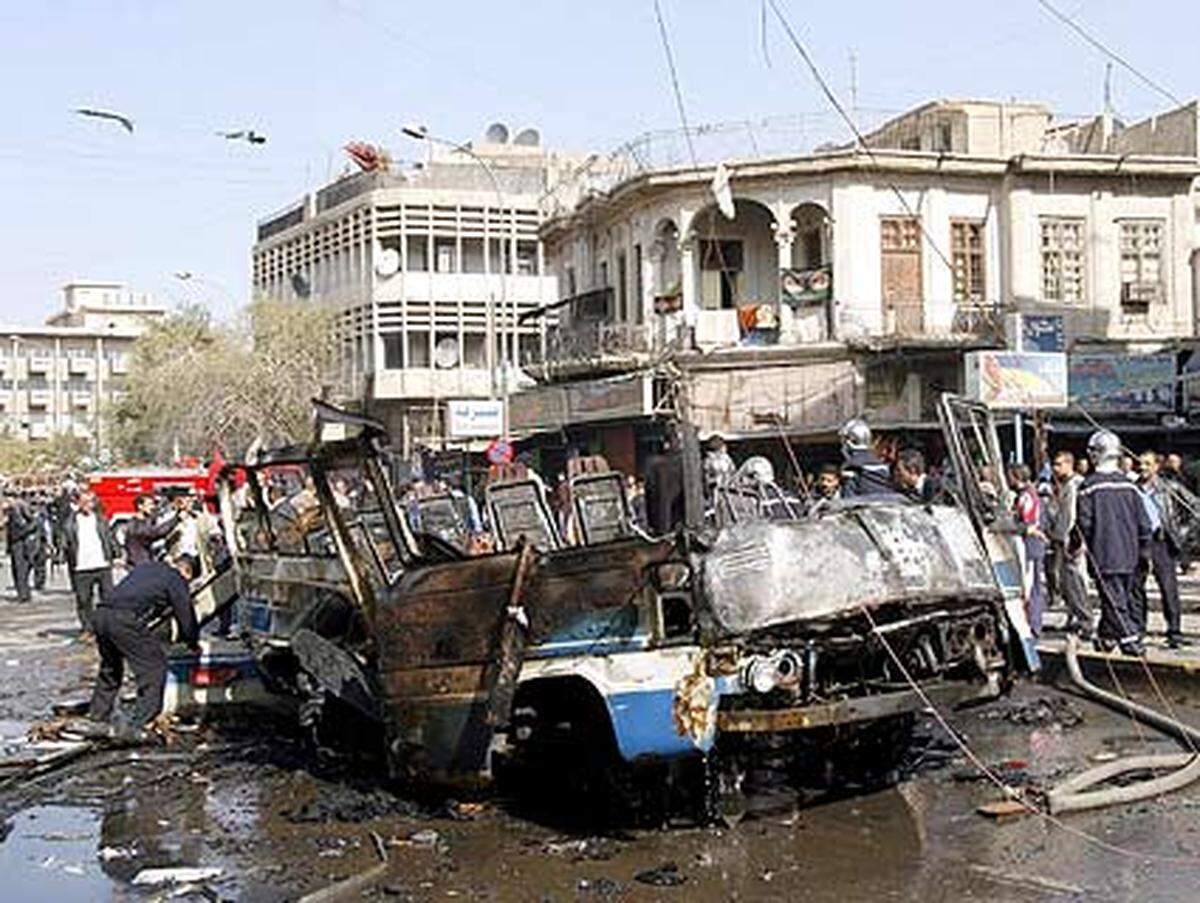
top-left (965, 351), bottom-right (1069, 410)
top-left (1068, 353), bottom-right (1176, 413)
top-left (446, 399), bottom-right (504, 438)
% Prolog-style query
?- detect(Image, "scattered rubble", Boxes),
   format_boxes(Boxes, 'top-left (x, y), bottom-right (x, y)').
top-left (131, 866), bottom-right (223, 885)
top-left (634, 861), bottom-right (687, 887)
top-left (978, 696), bottom-right (1085, 729)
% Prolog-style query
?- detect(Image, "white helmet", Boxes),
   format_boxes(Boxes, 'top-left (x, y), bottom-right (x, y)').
top-left (1087, 430), bottom-right (1121, 466)
top-left (840, 418), bottom-right (872, 453)
top-left (736, 456), bottom-right (776, 486)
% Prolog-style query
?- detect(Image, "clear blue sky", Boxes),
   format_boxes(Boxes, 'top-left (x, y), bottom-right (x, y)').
top-left (0, 0), bottom-right (1192, 323)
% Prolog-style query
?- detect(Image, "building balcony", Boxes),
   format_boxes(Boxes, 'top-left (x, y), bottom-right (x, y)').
top-left (68, 357), bottom-right (96, 376)
top-left (27, 356), bottom-right (53, 373)
top-left (29, 422), bottom-right (48, 440)
top-left (70, 422), bottom-right (92, 439)
top-left (109, 355), bottom-right (129, 375)
top-left (71, 390), bottom-right (94, 408)
top-left (372, 366), bottom-right (493, 401)
top-left (875, 301), bottom-right (1005, 347)
top-left (28, 389), bottom-right (52, 408)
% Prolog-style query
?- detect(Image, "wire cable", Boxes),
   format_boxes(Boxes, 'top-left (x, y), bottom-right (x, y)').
top-left (763, 0), bottom-right (957, 276)
top-left (1035, 0), bottom-right (1181, 108)
top-left (651, 0), bottom-right (699, 169)
top-left (858, 599), bottom-right (1200, 867)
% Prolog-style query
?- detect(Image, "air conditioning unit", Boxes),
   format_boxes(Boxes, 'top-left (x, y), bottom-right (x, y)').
top-left (1121, 282), bottom-right (1160, 312)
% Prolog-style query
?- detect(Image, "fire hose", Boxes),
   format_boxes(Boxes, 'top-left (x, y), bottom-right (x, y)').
top-left (1046, 634), bottom-right (1200, 815)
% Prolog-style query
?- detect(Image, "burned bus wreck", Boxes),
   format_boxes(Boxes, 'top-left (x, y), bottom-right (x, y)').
top-left (216, 398), bottom-right (1025, 818)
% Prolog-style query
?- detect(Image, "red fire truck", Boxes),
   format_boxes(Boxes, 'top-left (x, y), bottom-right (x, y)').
top-left (87, 467), bottom-right (215, 527)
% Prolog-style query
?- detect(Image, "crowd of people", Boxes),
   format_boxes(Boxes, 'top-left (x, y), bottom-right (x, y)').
top-left (1015, 436), bottom-right (1196, 655)
top-left (1, 481), bottom-right (211, 741)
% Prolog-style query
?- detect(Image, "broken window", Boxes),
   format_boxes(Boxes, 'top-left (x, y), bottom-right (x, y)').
top-left (488, 238), bottom-right (513, 274)
top-left (951, 219), bottom-right (985, 304)
top-left (406, 331), bottom-right (430, 368)
top-left (1040, 217), bottom-right (1085, 304)
top-left (405, 235), bottom-right (429, 272)
top-left (461, 237), bottom-right (486, 274)
top-left (616, 251), bottom-right (628, 322)
top-left (1118, 219), bottom-right (1164, 314)
top-left (516, 239), bottom-right (538, 275)
top-left (434, 237), bottom-right (457, 274)
top-left (699, 239), bottom-right (744, 310)
top-left (633, 244), bottom-right (643, 324)
top-left (382, 333), bottom-right (403, 369)
top-left (463, 333), bottom-right (487, 367)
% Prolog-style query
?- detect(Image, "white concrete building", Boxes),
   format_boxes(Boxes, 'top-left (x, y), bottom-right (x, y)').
top-left (0, 281), bottom-right (167, 447)
top-left (526, 99), bottom-right (1199, 453)
top-left (252, 125), bottom-right (585, 450)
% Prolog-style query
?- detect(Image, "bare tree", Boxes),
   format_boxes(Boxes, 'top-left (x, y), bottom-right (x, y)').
top-left (108, 299), bottom-right (339, 463)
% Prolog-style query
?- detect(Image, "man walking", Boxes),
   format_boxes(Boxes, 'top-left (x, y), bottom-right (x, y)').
top-left (1051, 451), bottom-right (1091, 638)
top-left (1078, 430), bottom-right (1151, 656)
top-left (29, 495), bottom-right (52, 593)
top-left (87, 557), bottom-right (198, 738)
top-left (5, 494), bottom-right (37, 603)
top-left (1135, 452), bottom-right (1188, 648)
top-left (1009, 464), bottom-right (1048, 636)
top-left (62, 490), bottom-right (116, 636)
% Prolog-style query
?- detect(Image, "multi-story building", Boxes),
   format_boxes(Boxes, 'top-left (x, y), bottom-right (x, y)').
top-left (519, 98), bottom-right (1200, 470)
top-left (251, 125), bottom-right (586, 451)
top-left (0, 281), bottom-right (167, 448)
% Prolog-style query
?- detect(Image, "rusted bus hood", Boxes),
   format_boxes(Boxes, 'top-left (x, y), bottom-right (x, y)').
top-left (699, 503), bottom-right (1000, 637)
top-left (373, 537), bottom-right (676, 673)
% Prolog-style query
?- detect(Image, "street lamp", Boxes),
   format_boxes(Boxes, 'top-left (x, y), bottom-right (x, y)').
top-left (172, 271), bottom-right (235, 311)
top-left (400, 125), bottom-right (512, 440)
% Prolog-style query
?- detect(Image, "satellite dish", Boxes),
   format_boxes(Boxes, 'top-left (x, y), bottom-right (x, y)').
top-left (375, 247), bottom-right (400, 277)
top-left (434, 337), bottom-right (459, 369)
top-left (484, 122), bottom-right (509, 144)
top-left (290, 273), bottom-right (311, 298)
top-left (513, 127), bottom-right (541, 147)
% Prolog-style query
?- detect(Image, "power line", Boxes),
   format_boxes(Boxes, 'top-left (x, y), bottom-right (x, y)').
top-left (651, 0), bottom-right (698, 168)
top-left (1036, 0), bottom-right (1181, 108)
top-left (763, 0), bottom-right (957, 276)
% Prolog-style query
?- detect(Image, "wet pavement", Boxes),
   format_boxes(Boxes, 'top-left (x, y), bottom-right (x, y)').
top-left (3, 579), bottom-right (1200, 900)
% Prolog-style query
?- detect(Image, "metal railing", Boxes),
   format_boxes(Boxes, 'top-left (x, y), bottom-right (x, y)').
top-left (540, 110), bottom-right (900, 220)
top-left (881, 301), bottom-right (1006, 342)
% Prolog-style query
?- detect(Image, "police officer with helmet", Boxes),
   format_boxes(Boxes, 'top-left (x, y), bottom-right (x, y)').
top-left (839, 418), bottom-right (893, 498)
top-left (1077, 429), bottom-right (1151, 656)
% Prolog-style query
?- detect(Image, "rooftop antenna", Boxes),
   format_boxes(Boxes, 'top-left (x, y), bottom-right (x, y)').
top-left (849, 49), bottom-right (860, 145)
top-left (1103, 62), bottom-right (1115, 116)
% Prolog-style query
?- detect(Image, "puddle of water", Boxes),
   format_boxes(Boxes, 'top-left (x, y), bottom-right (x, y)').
top-left (0, 805), bottom-right (114, 902)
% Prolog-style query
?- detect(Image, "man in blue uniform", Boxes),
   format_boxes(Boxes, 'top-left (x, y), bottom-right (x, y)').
top-left (87, 557), bottom-right (199, 736)
top-left (1077, 430), bottom-right (1151, 656)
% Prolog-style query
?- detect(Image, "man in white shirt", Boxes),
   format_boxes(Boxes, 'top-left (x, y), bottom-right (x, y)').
top-left (63, 490), bottom-right (116, 636)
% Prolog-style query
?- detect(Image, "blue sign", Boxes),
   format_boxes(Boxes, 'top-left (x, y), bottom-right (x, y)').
top-left (1022, 315), bottom-right (1065, 353)
top-left (1068, 353), bottom-right (1176, 413)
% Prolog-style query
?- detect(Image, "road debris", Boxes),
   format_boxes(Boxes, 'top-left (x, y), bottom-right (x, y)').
top-left (131, 866), bottom-right (223, 886)
top-left (634, 861), bottom-right (687, 887)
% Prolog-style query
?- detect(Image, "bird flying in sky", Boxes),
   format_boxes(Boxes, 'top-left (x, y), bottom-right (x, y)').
top-left (74, 108), bottom-right (134, 133)
top-left (218, 129), bottom-right (267, 145)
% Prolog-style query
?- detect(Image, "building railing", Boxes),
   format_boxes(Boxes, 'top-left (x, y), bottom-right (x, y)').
top-left (881, 301), bottom-right (1006, 343)
top-left (524, 322), bottom-right (663, 368)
